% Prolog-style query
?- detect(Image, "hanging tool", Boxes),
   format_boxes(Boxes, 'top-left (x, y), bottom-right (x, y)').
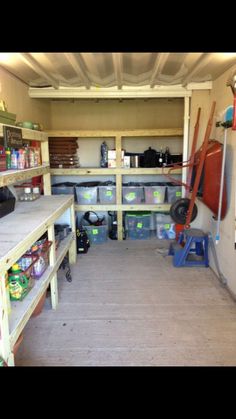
top-left (185, 108), bottom-right (201, 198)
top-left (208, 233), bottom-right (227, 286)
top-left (214, 106), bottom-right (232, 244)
top-left (163, 108), bottom-right (201, 225)
top-left (227, 71), bottom-right (236, 130)
top-left (184, 101), bottom-right (216, 228)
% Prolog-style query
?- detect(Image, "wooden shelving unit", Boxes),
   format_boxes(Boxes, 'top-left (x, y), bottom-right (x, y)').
top-left (0, 124), bottom-right (76, 366)
top-left (48, 128), bottom-right (184, 240)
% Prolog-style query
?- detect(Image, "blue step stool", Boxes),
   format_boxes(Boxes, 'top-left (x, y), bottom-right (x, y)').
top-left (169, 228), bottom-right (209, 267)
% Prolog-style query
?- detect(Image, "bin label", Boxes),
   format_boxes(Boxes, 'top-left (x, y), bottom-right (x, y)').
top-left (92, 229), bottom-right (98, 235)
top-left (106, 190), bottom-right (112, 196)
top-left (137, 223), bottom-right (143, 229)
top-left (126, 192), bottom-right (135, 201)
top-left (153, 191), bottom-right (160, 197)
top-left (176, 191), bottom-right (181, 197)
top-left (164, 224), bottom-right (170, 229)
top-left (83, 192), bottom-right (91, 199)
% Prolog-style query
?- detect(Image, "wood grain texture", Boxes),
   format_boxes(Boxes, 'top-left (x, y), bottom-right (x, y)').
top-left (15, 239), bottom-right (236, 366)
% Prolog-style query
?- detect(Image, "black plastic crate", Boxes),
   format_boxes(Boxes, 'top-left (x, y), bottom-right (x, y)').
top-left (0, 187), bottom-right (16, 218)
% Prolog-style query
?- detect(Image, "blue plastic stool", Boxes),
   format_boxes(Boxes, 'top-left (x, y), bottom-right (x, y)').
top-left (170, 228), bottom-right (209, 267)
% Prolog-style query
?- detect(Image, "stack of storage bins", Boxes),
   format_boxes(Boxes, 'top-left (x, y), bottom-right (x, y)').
top-left (98, 181), bottom-right (116, 204)
top-left (143, 182), bottom-right (166, 204)
top-left (125, 212), bottom-right (151, 239)
top-left (155, 213), bottom-right (176, 239)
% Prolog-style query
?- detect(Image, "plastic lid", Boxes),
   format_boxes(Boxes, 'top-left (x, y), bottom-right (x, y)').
top-left (11, 263), bottom-right (21, 272)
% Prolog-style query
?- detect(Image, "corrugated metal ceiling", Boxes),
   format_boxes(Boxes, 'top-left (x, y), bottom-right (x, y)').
top-left (0, 52), bottom-right (236, 92)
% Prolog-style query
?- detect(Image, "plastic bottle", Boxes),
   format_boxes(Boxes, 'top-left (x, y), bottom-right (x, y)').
top-left (8, 263), bottom-right (29, 301)
top-left (17, 149), bottom-right (25, 170)
top-left (163, 147), bottom-right (170, 167)
top-left (20, 187), bottom-right (33, 201)
top-left (24, 147), bottom-right (29, 169)
top-left (5, 273), bottom-right (11, 315)
top-left (29, 148), bottom-right (35, 168)
top-left (158, 148), bottom-right (163, 167)
top-left (33, 186), bottom-right (40, 199)
top-left (6, 148), bottom-right (11, 169)
top-left (11, 149), bottom-right (18, 170)
top-left (100, 141), bottom-right (108, 168)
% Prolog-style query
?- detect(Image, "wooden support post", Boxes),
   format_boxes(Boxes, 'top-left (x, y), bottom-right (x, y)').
top-left (115, 135), bottom-right (123, 241)
top-left (0, 273), bottom-right (14, 366)
top-left (117, 211), bottom-right (123, 241)
top-left (69, 202), bottom-right (77, 264)
top-left (41, 138), bottom-right (51, 195)
top-left (47, 225), bottom-right (58, 309)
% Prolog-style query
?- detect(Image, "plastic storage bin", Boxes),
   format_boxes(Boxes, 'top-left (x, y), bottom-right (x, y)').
top-left (122, 185), bottom-right (143, 204)
top-left (144, 183), bottom-right (166, 204)
top-left (166, 182), bottom-right (182, 204)
top-left (98, 184), bottom-right (116, 204)
top-left (155, 213), bottom-right (176, 239)
top-left (126, 212), bottom-right (151, 240)
top-left (75, 182), bottom-right (101, 204)
top-left (52, 182), bottom-right (77, 201)
top-left (84, 225), bottom-right (107, 244)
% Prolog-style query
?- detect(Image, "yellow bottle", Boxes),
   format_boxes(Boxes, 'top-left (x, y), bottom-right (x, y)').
top-left (5, 273), bottom-right (11, 315)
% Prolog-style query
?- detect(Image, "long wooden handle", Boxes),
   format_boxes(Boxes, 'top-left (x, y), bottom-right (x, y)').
top-left (232, 95), bottom-right (236, 130)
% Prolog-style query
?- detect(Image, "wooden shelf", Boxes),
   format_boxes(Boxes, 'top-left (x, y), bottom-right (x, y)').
top-left (0, 122), bottom-right (77, 367)
top-left (75, 204), bottom-right (171, 212)
top-left (0, 195), bottom-right (74, 273)
top-left (9, 232), bottom-right (74, 348)
top-left (0, 123), bottom-right (48, 142)
top-left (47, 128), bottom-right (183, 138)
top-left (50, 167), bottom-right (182, 176)
top-left (48, 128), bottom-right (183, 242)
top-left (0, 165), bottom-right (50, 187)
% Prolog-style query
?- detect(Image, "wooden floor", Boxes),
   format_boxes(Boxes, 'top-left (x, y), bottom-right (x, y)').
top-left (15, 239), bottom-right (236, 366)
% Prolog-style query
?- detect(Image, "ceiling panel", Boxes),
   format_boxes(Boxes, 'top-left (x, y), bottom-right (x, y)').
top-left (0, 52), bottom-right (236, 95)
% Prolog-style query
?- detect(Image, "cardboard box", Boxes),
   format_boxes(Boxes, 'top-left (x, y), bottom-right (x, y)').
top-left (108, 150), bottom-right (124, 168)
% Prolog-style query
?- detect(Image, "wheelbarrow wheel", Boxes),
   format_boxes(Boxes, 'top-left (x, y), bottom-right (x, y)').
top-left (170, 198), bottom-right (198, 225)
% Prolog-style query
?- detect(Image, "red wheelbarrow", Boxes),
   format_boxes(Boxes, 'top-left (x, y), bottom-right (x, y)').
top-left (163, 101), bottom-right (227, 229)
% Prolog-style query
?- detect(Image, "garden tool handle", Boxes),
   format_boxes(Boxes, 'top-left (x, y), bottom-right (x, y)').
top-left (232, 95), bottom-right (236, 130)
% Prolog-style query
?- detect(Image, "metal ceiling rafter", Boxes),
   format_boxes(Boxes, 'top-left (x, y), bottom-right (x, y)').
top-left (18, 53), bottom-right (59, 89)
top-left (150, 53), bottom-right (170, 88)
top-left (112, 53), bottom-right (123, 89)
top-left (64, 53), bottom-right (91, 89)
top-left (182, 53), bottom-right (213, 87)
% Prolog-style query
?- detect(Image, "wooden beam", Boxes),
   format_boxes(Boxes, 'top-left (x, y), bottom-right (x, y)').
top-left (112, 53), bottom-right (123, 89)
top-left (150, 53), bottom-right (170, 88)
top-left (182, 53), bottom-right (213, 87)
top-left (47, 128), bottom-right (183, 138)
top-left (50, 167), bottom-right (182, 176)
top-left (64, 53), bottom-right (90, 89)
top-left (28, 85), bottom-right (192, 99)
top-left (19, 53), bottom-right (59, 89)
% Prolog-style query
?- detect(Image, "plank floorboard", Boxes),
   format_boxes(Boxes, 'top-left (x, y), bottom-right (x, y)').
top-left (15, 239), bottom-right (236, 366)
